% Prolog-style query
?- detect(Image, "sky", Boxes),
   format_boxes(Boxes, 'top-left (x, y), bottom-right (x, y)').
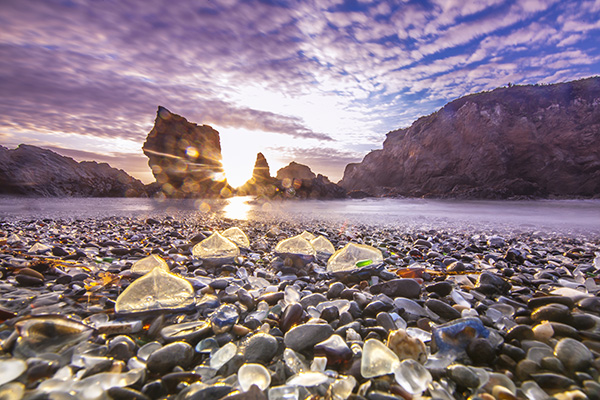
top-left (1, 0), bottom-right (600, 187)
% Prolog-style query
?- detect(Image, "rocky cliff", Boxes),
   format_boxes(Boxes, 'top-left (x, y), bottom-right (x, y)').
top-left (0, 145), bottom-right (150, 197)
top-left (143, 106), bottom-right (231, 198)
top-left (340, 77), bottom-right (600, 198)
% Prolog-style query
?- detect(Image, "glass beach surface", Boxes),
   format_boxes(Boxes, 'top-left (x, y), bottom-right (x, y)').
top-left (0, 196), bottom-right (599, 399)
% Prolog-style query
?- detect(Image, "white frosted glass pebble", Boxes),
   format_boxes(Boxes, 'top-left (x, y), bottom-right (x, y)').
top-left (238, 363), bottom-right (271, 392)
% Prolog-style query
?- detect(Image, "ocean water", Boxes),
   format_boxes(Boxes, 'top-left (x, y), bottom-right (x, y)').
top-left (0, 196), bottom-right (598, 235)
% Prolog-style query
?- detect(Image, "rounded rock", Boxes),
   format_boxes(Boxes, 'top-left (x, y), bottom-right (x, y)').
top-left (554, 337), bottom-right (594, 372)
top-left (146, 341), bottom-right (194, 374)
top-left (284, 323), bottom-right (334, 352)
top-left (243, 333), bottom-right (279, 364)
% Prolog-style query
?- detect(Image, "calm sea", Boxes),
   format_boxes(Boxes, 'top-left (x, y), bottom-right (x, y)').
top-left (0, 196), bottom-right (598, 235)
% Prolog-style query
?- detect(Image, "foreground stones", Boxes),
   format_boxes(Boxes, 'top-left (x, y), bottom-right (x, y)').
top-left (0, 215), bottom-right (598, 400)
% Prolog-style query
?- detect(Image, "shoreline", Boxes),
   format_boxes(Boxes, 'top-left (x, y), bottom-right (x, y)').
top-left (0, 214), bottom-right (599, 399)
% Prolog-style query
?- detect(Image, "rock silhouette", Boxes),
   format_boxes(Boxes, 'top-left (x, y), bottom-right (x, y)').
top-left (143, 106), bottom-right (232, 198)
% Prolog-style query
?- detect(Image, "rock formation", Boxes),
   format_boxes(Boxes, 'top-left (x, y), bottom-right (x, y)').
top-left (276, 161), bottom-right (317, 182)
top-left (143, 106), bottom-right (232, 198)
top-left (340, 77), bottom-right (600, 198)
top-left (237, 153), bottom-right (279, 197)
top-left (0, 145), bottom-right (150, 197)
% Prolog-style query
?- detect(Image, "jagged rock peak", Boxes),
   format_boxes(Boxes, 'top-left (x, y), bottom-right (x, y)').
top-left (340, 76), bottom-right (600, 199)
top-left (142, 106), bottom-right (231, 198)
top-left (252, 152), bottom-right (272, 183)
top-left (276, 161), bottom-right (316, 181)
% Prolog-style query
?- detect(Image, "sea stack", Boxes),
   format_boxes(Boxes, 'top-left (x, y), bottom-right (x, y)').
top-left (142, 106), bottom-right (232, 198)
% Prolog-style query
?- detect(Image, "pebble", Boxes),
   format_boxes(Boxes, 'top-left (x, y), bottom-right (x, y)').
top-left (0, 215), bottom-right (598, 400)
top-left (371, 278), bottom-right (421, 299)
top-left (243, 333), bottom-right (279, 364)
top-left (554, 337), bottom-right (594, 372)
top-left (146, 342), bottom-right (194, 374)
top-left (284, 323), bottom-right (334, 352)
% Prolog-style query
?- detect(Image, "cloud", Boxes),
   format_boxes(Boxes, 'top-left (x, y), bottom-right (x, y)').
top-left (1, 0), bottom-right (600, 183)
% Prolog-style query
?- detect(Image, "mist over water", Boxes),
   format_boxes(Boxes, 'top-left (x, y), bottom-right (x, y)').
top-left (0, 196), bottom-right (598, 236)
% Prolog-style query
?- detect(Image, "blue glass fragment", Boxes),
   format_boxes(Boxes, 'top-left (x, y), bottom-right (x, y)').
top-left (432, 317), bottom-right (489, 354)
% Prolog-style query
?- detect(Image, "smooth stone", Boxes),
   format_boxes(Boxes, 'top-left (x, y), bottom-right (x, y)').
top-left (243, 333), bottom-right (279, 364)
top-left (448, 365), bottom-right (481, 388)
top-left (425, 281), bottom-right (453, 297)
top-left (327, 282), bottom-right (345, 299)
top-left (548, 322), bottom-right (581, 339)
top-left (515, 359), bottom-right (539, 381)
top-left (577, 297), bottom-right (600, 313)
top-left (554, 337), bottom-right (594, 372)
top-left (376, 312), bottom-right (396, 333)
top-left (476, 272), bottom-right (511, 294)
top-left (528, 296), bottom-right (574, 310)
top-left (223, 384), bottom-right (267, 400)
top-left (425, 299), bottom-right (461, 321)
top-left (466, 338), bottom-right (495, 366)
top-left (179, 383), bottom-right (233, 400)
top-left (505, 324), bottom-right (535, 342)
top-left (300, 293), bottom-right (327, 309)
top-left (320, 305), bottom-right (339, 322)
top-left (107, 387), bottom-right (150, 400)
top-left (531, 373), bottom-right (575, 390)
top-left (146, 341), bottom-right (194, 374)
top-left (371, 279), bottom-right (421, 299)
top-left (540, 356), bottom-right (566, 374)
top-left (531, 303), bottom-right (572, 323)
top-left (284, 323), bottom-right (334, 352)
top-left (15, 274), bottom-right (44, 286)
top-left (280, 303), bottom-right (304, 333)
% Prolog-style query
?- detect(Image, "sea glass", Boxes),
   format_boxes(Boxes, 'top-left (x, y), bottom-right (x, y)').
top-left (192, 232), bottom-right (240, 265)
top-left (15, 316), bottom-right (94, 355)
top-left (431, 317), bottom-right (489, 355)
top-left (327, 243), bottom-right (383, 273)
top-left (238, 363), bottom-right (271, 391)
top-left (310, 236), bottom-right (335, 258)
top-left (287, 371), bottom-right (331, 387)
top-left (209, 342), bottom-right (237, 370)
top-left (209, 304), bottom-right (240, 334)
top-left (314, 334), bottom-right (353, 365)
top-left (300, 231), bottom-right (316, 241)
top-left (0, 358), bottom-right (27, 386)
top-left (361, 338), bottom-right (400, 378)
top-left (221, 227), bottom-right (250, 249)
top-left (393, 359), bottom-right (432, 395)
top-left (268, 385), bottom-right (299, 400)
top-left (275, 235), bottom-right (316, 268)
top-left (283, 348), bottom-right (308, 374)
top-left (130, 254), bottom-right (169, 275)
top-left (115, 267), bottom-right (195, 313)
top-left (330, 375), bottom-right (356, 400)
top-left (28, 242), bottom-right (52, 253)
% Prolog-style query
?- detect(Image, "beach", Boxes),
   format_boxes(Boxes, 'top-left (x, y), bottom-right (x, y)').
top-left (0, 203), bottom-right (599, 399)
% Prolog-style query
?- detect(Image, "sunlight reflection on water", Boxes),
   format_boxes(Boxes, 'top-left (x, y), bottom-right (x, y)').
top-left (222, 196), bottom-right (252, 220)
top-left (0, 196), bottom-right (598, 235)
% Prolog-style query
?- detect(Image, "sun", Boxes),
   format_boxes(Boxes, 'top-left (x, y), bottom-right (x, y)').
top-left (219, 129), bottom-right (258, 188)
